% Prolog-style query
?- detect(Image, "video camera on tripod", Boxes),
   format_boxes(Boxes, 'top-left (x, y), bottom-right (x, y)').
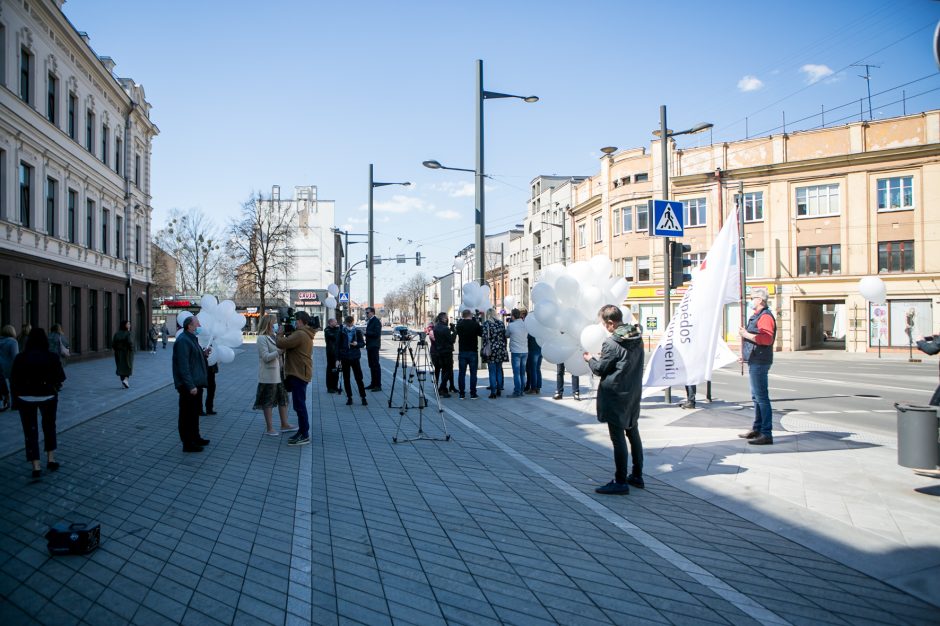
top-left (393, 325), bottom-right (415, 342)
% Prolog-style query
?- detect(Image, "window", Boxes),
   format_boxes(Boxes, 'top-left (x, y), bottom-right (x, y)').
top-left (101, 208), bottom-right (109, 254)
top-left (86, 199), bottom-right (95, 249)
top-left (24, 280), bottom-right (38, 327)
top-left (745, 249), bottom-right (765, 278)
top-left (70, 287), bottom-right (82, 353)
top-left (49, 283), bottom-right (61, 327)
top-left (47, 73), bottom-right (57, 124)
top-left (634, 173), bottom-right (649, 183)
top-left (19, 47), bottom-right (32, 104)
top-left (878, 240), bottom-right (914, 273)
top-left (577, 223), bottom-right (586, 248)
top-left (115, 137), bottom-right (122, 174)
top-left (0, 25), bottom-right (5, 87)
top-left (117, 293), bottom-right (125, 326)
top-left (637, 256), bottom-right (650, 282)
top-left (89, 290), bottom-right (98, 351)
top-left (135, 224), bottom-right (142, 262)
top-left (19, 162), bottom-right (32, 227)
top-left (67, 190), bottom-right (77, 243)
top-left (612, 208), bottom-right (621, 236)
top-left (797, 244), bottom-right (840, 276)
top-left (68, 92), bottom-right (77, 139)
top-left (0, 275), bottom-right (9, 329)
top-left (877, 176), bottom-right (913, 211)
top-left (101, 124), bottom-right (109, 165)
top-left (86, 109), bottom-right (95, 152)
top-left (682, 197), bottom-right (707, 227)
top-left (45, 177), bottom-right (56, 236)
top-left (636, 203), bottom-right (648, 232)
top-left (134, 154), bottom-right (141, 187)
top-left (104, 292), bottom-right (112, 349)
top-left (796, 183), bottom-right (840, 217)
top-left (741, 192), bottom-right (763, 222)
top-left (690, 252), bottom-right (707, 272)
top-left (593, 216), bottom-right (603, 243)
top-left (115, 215), bottom-right (122, 259)
top-left (624, 258), bottom-right (634, 282)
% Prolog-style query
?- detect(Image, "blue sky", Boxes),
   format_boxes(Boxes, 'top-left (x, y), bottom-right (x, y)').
top-left (63, 0), bottom-right (940, 302)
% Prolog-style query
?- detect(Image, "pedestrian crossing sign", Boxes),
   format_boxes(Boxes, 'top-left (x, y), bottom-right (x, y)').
top-left (338, 292), bottom-right (349, 303)
top-left (649, 199), bottom-right (684, 237)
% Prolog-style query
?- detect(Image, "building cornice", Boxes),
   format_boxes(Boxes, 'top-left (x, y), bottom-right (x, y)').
top-left (570, 194), bottom-right (602, 217)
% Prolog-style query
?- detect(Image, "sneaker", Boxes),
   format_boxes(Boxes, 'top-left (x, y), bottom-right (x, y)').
top-left (288, 434), bottom-right (310, 446)
top-left (679, 401), bottom-right (696, 409)
top-left (459, 393), bottom-right (466, 400)
top-left (370, 387), bottom-right (382, 392)
top-left (748, 434), bottom-right (773, 446)
top-left (361, 397), bottom-right (368, 406)
top-left (737, 430), bottom-right (760, 439)
top-left (263, 431), bottom-right (280, 437)
top-left (552, 392), bottom-right (563, 400)
top-left (627, 474), bottom-right (645, 489)
top-left (595, 481), bottom-right (630, 495)
top-left (470, 393), bottom-right (479, 400)
top-left (121, 378), bottom-right (129, 389)
top-left (573, 392), bottom-right (580, 401)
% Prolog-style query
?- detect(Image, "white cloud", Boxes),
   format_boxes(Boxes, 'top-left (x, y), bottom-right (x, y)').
top-left (373, 195), bottom-right (429, 214)
top-left (435, 209), bottom-right (461, 220)
top-left (428, 181), bottom-right (475, 198)
top-left (346, 216), bottom-right (366, 225)
top-left (801, 64), bottom-right (834, 84)
top-left (737, 75), bottom-right (764, 92)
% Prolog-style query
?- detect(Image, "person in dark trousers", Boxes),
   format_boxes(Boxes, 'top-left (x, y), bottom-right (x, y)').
top-left (525, 329), bottom-right (543, 395)
top-left (203, 362), bottom-right (219, 415)
top-left (277, 311), bottom-right (318, 446)
top-left (432, 312), bottom-right (455, 398)
top-left (11, 327), bottom-right (66, 478)
top-left (455, 309), bottom-right (482, 399)
top-left (553, 363), bottom-right (580, 400)
top-left (112, 320), bottom-right (135, 389)
top-left (680, 385), bottom-right (696, 409)
top-left (160, 323), bottom-right (169, 349)
top-left (148, 324), bottom-right (158, 354)
top-left (738, 288), bottom-right (777, 446)
top-left (364, 307), bottom-right (382, 391)
top-left (584, 305), bottom-right (645, 495)
top-left (172, 315), bottom-right (210, 452)
top-left (335, 316), bottom-right (367, 406)
top-left (323, 318), bottom-right (341, 393)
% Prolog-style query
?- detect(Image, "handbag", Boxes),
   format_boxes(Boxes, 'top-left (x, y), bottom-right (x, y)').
top-left (916, 336), bottom-right (940, 356)
top-left (481, 342), bottom-right (492, 359)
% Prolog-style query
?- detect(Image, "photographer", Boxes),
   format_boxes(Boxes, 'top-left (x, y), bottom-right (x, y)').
top-left (335, 316), bottom-right (367, 406)
top-left (432, 312), bottom-right (455, 398)
top-left (276, 311), bottom-right (318, 446)
top-left (916, 334), bottom-right (940, 406)
top-left (455, 309), bottom-right (482, 399)
top-left (364, 307), bottom-right (383, 392)
top-left (323, 318), bottom-right (340, 393)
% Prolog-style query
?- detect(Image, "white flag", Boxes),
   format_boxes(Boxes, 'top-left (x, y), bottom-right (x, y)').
top-left (643, 209), bottom-right (741, 389)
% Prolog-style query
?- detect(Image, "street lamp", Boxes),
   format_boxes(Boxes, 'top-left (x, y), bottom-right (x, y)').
top-left (425, 60), bottom-right (537, 287)
top-left (654, 105), bottom-right (712, 403)
top-left (369, 164), bottom-right (410, 308)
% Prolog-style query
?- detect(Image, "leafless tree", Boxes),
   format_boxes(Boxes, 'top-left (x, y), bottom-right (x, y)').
top-left (383, 287), bottom-right (406, 324)
top-left (398, 273), bottom-right (428, 325)
top-left (153, 208), bottom-right (224, 295)
top-left (149, 242), bottom-right (178, 299)
top-left (227, 192), bottom-right (295, 316)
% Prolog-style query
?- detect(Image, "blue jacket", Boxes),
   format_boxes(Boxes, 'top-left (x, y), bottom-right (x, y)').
top-left (173, 331), bottom-right (208, 391)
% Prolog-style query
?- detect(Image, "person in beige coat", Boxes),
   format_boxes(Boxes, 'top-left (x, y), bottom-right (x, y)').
top-left (254, 315), bottom-right (296, 436)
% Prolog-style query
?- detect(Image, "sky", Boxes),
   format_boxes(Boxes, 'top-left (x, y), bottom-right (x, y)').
top-left (62, 0), bottom-right (940, 303)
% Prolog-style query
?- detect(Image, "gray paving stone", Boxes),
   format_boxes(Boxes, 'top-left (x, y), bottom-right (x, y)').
top-left (189, 590), bottom-right (238, 623)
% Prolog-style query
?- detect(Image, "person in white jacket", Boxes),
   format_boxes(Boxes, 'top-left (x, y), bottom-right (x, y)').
top-left (254, 314), bottom-right (297, 436)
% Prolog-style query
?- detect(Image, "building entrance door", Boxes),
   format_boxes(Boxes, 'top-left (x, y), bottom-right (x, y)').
top-left (794, 299), bottom-right (846, 351)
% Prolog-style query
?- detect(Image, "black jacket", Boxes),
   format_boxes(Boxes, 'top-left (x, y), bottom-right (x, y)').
top-left (432, 322), bottom-right (455, 357)
top-left (11, 349), bottom-right (66, 406)
top-left (587, 324), bottom-right (643, 429)
top-left (455, 318), bottom-right (482, 353)
top-left (365, 317), bottom-right (382, 349)
top-left (335, 326), bottom-right (365, 361)
top-left (324, 325), bottom-right (340, 357)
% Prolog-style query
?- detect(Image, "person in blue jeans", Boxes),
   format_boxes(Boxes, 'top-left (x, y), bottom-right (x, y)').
top-left (738, 288), bottom-right (776, 446)
top-left (506, 308), bottom-right (528, 397)
top-left (276, 311), bottom-right (318, 446)
top-left (455, 309), bottom-right (482, 399)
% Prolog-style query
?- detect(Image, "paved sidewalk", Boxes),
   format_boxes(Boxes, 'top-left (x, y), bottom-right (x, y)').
top-left (0, 337), bottom-right (937, 624)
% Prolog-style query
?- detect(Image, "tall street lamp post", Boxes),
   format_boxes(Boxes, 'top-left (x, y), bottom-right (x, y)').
top-left (654, 105), bottom-right (712, 403)
top-left (368, 164), bottom-right (410, 308)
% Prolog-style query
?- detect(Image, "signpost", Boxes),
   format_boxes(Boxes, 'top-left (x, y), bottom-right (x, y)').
top-left (649, 199), bottom-right (685, 238)
top-left (338, 293), bottom-right (350, 304)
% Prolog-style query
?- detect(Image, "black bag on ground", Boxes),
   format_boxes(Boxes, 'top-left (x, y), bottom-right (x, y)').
top-left (45, 522), bottom-right (100, 555)
top-left (916, 336), bottom-right (940, 356)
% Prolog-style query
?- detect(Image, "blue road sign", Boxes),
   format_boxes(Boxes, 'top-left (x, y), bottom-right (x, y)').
top-left (338, 292), bottom-right (350, 303)
top-left (649, 199), bottom-right (684, 237)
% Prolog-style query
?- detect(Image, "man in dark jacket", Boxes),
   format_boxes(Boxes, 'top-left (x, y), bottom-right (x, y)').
top-left (455, 309), bottom-right (482, 399)
top-left (364, 307), bottom-right (383, 391)
top-left (738, 288), bottom-right (777, 445)
top-left (323, 318), bottom-right (341, 393)
top-left (432, 313), bottom-right (455, 398)
top-left (584, 305), bottom-right (645, 495)
top-left (173, 315), bottom-right (209, 452)
top-left (335, 315), bottom-right (367, 406)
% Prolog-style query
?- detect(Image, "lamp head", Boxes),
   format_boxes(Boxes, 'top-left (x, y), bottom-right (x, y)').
top-left (423, 160), bottom-right (442, 170)
top-left (523, 96), bottom-right (539, 103)
top-left (687, 122), bottom-right (714, 134)
top-left (600, 146), bottom-right (617, 156)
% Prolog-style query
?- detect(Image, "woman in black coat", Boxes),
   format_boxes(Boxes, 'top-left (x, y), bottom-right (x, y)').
top-left (11, 327), bottom-right (66, 479)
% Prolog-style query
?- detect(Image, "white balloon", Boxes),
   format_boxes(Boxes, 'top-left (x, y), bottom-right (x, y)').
top-left (858, 276), bottom-right (886, 303)
top-left (216, 344), bottom-right (235, 364)
top-left (325, 295), bottom-right (337, 309)
top-left (478, 285), bottom-right (492, 310)
top-left (558, 307), bottom-right (589, 337)
top-left (454, 258), bottom-right (466, 271)
top-left (533, 300), bottom-right (559, 326)
top-left (219, 300), bottom-right (236, 316)
top-left (327, 284), bottom-right (339, 297)
top-left (531, 282), bottom-right (557, 304)
top-left (589, 255), bottom-right (613, 280)
top-left (197, 311), bottom-right (215, 334)
top-left (570, 261), bottom-right (594, 285)
top-left (206, 348), bottom-right (220, 366)
top-left (503, 295), bottom-right (517, 310)
top-left (581, 285), bottom-right (605, 315)
top-left (542, 336), bottom-right (579, 364)
top-left (524, 315), bottom-right (548, 340)
top-left (222, 329), bottom-right (243, 347)
top-left (608, 276), bottom-right (631, 303)
top-left (232, 313), bottom-right (247, 330)
top-left (200, 294), bottom-right (219, 313)
top-left (176, 311), bottom-right (194, 330)
top-left (564, 354), bottom-right (591, 377)
top-left (580, 324), bottom-right (608, 354)
top-left (554, 275), bottom-right (581, 306)
top-left (540, 264), bottom-right (564, 288)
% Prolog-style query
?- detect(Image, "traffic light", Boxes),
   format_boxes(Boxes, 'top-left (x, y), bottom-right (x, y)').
top-left (670, 241), bottom-right (692, 289)
top-left (416, 251), bottom-right (421, 266)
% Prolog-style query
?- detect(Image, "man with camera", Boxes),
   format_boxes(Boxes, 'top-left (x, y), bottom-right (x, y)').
top-left (916, 333), bottom-right (940, 405)
top-left (432, 312), bottom-right (455, 398)
top-left (276, 311), bottom-right (318, 446)
top-left (364, 307), bottom-right (383, 392)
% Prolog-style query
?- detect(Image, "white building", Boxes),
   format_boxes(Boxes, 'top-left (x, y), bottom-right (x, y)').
top-left (452, 228), bottom-right (522, 311)
top-left (269, 185), bottom-right (335, 294)
top-left (423, 272), bottom-right (454, 320)
top-left (0, 0), bottom-right (159, 355)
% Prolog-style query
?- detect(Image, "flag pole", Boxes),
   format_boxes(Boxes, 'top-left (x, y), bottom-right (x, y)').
top-left (737, 181), bottom-right (747, 376)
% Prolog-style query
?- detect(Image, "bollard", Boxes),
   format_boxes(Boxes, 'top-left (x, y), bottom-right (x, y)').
top-left (896, 403), bottom-right (940, 469)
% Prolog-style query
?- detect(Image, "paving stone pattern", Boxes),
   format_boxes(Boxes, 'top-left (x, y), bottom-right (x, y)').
top-left (0, 343), bottom-right (936, 625)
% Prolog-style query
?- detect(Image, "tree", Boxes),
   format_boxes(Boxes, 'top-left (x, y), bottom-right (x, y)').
top-left (399, 273), bottom-right (428, 326)
top-left (153, 208), bottom-right (225, 295)
top-left (227, 192), bottom-right (295, 316)
top-left (150, 242), bottom-right (178, 299)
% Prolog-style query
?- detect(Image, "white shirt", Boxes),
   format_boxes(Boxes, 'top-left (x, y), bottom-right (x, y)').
top-left (506, 319), bottom-right (528, 354)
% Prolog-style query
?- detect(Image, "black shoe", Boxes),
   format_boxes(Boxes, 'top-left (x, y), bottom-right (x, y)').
top-left (488, 393), bottom-right (496, 399)
top-left (595, 481), bottom-right (630, 495)
top-left (679, 401), bottom-right (696, 409)
top-left (496, 390), bottom-right (502, 397)
top-left (553, 392), bottom-right (562, 400)
top-left (627, 474), bottom-right (645, 489)
top-left (47, 461), bottom-right (60, 472)
top-left (31, 469), bottom-right (41, 479)
top-left (370, 387), bottom-right (382, 392)
top-left (439, 391), bottom-right (450, 398)
top-left (197, 438), bottom-right (210, 446)
top-left (748, 434), bottom-right (774, 446)
top-left (205, 410), bottom-right (218, 416)
top-left (361, 397), bottom-right (368, 406)
top-left (182, 444), bottom-right (204, 453)
top-left (458, 393), bottom-right (466, 399)
top-left (287, 434), bottom-right (310, 446)
top-left (573, 392), bottom-right (580, 401)
top-left (346, 398), bottom-right (353, 405)
top-left (470, 393), bottom-right (479, 400)
top-left (738, 430), bottom-right (760, 439)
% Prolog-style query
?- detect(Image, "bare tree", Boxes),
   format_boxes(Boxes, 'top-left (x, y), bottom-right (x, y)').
top-left (150, 242), bottom-right (178, 299)
top-left (227, 192), bottom-right (295, 316)
top-left (153, 208), bottom-right (224, 295)
top-left (398, 273), bottom-right (428, 325)
top-left (383, 287), bottom-right (406, 324)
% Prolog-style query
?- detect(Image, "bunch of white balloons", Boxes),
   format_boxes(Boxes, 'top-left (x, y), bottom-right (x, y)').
top-left (325, 284), bottom-right (339, 310)
top-left (458, 281), bottom-right (494, 314)
top-left (526, 255), bottom-right (632, 376)
top-left (176, 295), bottom-right (246, 366)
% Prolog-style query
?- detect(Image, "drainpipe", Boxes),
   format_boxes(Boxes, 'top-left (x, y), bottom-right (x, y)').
top-left (123, 101), bottom-right (137, 321)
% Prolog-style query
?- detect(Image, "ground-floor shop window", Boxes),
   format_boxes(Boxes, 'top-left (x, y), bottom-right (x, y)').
top-left (870, 300), bottom-right (932, 347)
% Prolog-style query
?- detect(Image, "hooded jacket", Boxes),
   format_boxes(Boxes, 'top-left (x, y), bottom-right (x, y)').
top-left (276, 325), bottom-right (318, 383)
top-left (587, 323), bottom-right (644, 429)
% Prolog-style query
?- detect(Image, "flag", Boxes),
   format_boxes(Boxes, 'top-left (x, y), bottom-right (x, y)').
top-left (642, 209), bottom-right (741, 389)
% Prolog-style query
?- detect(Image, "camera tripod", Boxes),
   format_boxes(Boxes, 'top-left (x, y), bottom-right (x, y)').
top-left (389, 336), bottom-right (449, 443)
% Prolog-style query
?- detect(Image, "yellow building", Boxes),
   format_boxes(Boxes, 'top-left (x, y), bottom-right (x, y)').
top-left (570, 110), bottom-right (940, 353)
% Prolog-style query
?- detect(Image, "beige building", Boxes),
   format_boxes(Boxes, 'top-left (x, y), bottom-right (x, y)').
top-left (570, 110), bottom-right (940, 353)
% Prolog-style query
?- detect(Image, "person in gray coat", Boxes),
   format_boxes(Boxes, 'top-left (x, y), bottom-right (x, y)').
top-left (172, 315), bottom-right (209, 452)
top-left (584, 305), bottom-right (645, 495)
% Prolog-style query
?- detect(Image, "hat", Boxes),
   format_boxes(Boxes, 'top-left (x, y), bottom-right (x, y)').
top-left (751, 288), bottom-right (769, 303)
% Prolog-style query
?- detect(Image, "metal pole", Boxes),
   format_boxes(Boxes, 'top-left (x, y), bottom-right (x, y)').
top-left (738, 182), bottom-right (747, 376)
top-left (500, 242), bottom-right (505, 308)
top-left (344, 232), bottom-right (349, 319)
top-left (368, 164), bottom-right (374, 309)
top-left (660, 104), bottom-right (672, 404)
top-left (475, 59), bottom-right (485, 287)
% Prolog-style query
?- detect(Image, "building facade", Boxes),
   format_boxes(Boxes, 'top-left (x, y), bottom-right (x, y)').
top-left (423, 272), bottom-right (454, 321)
top-left (452, 228), bottom-right (522, 312)
top-left (277, 185), bottom-right (335, 295)
top-left (569, 110), bottom-right (940, 353)
top-left (0, 0), bottom-right (159, 356)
